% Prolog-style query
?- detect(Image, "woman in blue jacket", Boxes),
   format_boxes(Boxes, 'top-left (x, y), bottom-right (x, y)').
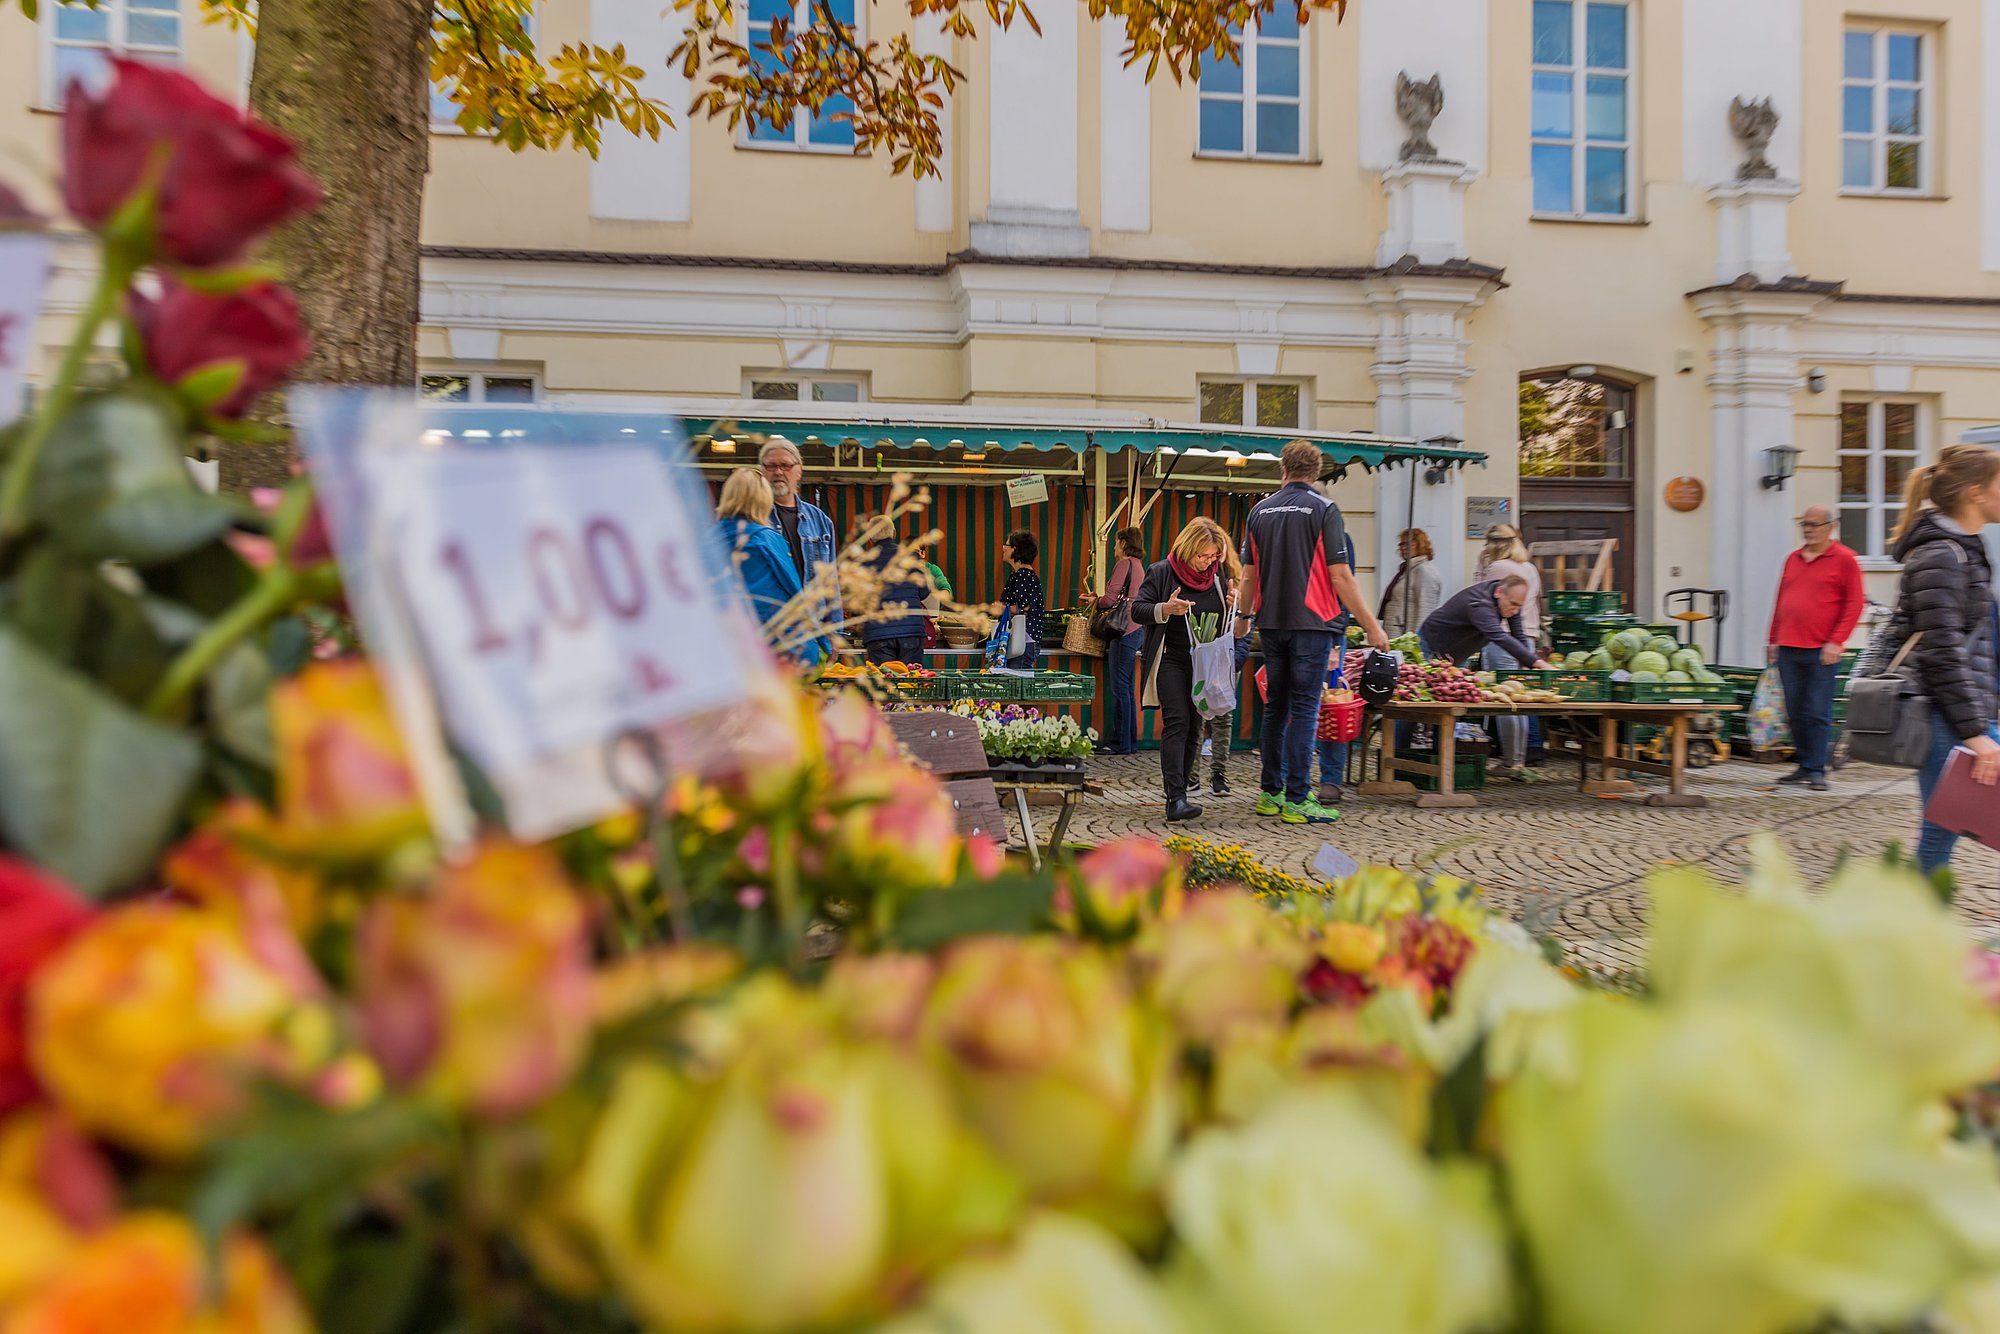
top-left (714, 468), bottom-right (821, 665)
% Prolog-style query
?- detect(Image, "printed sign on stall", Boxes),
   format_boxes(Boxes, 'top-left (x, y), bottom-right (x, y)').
top-left (1005, 473), bottom-right (1049, 507)
top-left (1466, 495), bottom-right (1512, 538)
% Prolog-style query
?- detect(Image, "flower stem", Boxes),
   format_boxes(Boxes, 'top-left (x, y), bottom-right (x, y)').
top-left (0, 257), bottom-right (132, 541)
top-left (144, 565), bottom-right (299, 718)
top-left (770, 815), bottom-right (805, 963)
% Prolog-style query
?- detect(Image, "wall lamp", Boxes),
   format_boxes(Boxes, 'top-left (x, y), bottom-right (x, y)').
top-left (1760, 444), bottom-right (1801, 491)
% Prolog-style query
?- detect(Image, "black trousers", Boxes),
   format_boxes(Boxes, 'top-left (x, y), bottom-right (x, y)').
top-left (1155, 652), bottom-right (1202, 803)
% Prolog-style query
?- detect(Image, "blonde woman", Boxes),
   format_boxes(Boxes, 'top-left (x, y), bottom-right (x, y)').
top-left (1378, 527), bottom-right (1444, 640)
top-left (1197, 541), bottom-right (1250, 796)
top-left (713, 468), bottom-right (817, 663)
top-left (1132, 517), bottom-right (1235, 823)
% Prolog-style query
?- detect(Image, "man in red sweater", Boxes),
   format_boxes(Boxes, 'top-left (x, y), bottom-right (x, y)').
top-left (1766, 505), bottom-right (1865, 790)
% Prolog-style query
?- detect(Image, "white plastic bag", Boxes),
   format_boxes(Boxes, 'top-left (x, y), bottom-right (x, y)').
top-left (1747, 666), bottom-right (1791, 750)
top-left (1190, 594), bottom-right (1240, 720)
top-left (1006, 611), bottom-right (1029, 659)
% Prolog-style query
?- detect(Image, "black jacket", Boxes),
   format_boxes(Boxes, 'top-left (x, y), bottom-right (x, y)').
top-left (1132, 561), bottom-right (1231, 706)
top-left (1892, 510), bottom-right (1997, 741)
top-left (1419, 580), bottom-right (1538, 667)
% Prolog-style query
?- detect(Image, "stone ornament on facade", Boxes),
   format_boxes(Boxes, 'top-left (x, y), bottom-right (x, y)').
top-left (1729, 96), bottom-right (1780, 181)
top-left (1395, 72), bottom-right (1445, 162)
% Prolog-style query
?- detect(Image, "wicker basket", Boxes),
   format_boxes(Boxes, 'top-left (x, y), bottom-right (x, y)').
top-left (1060, 614), bottom-right (1106, 658)
top-left (938, 617), bottom-right (984, 649)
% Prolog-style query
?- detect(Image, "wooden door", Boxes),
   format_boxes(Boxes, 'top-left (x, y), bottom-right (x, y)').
top-left (1520, 482), bottom-right (1635, 601)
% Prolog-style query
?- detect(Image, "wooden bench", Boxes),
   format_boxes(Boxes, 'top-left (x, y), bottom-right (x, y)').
top-left (885, 711), bottom-right (1008, 846)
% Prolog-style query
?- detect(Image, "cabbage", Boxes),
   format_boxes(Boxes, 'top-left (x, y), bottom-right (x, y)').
top-left (1669, 649), bottom-right (1704, 677)
top-left (1628, 650), bottom-right (1671, 676)
top-left (1608, 631), bottom-right (1648, 661)
top-left (1663, 670), bottom-right (1693, 683)
top-left (1646, 636), bottom-right (1681, 658)
top-left (1629, 670), bottom-right (1662, 683)
top-left (1586, 649), bottom-right (1615, 671)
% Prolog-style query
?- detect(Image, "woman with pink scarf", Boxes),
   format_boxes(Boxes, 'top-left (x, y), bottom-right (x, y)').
top-left (1131, 517), bottom-right (1235, 824)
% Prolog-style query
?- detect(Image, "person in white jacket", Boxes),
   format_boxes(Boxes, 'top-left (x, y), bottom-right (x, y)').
top-left (1378, 527), bottom-right (1445, 640)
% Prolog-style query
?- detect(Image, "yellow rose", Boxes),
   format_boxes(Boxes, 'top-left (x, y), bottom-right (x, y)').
top-left (1, 1211), bottom-right (310, 1334)
top-left (264, 660), bottom-right (428, 862)
top-left (1321, 921), bottom-right (1388, 974)
top-left (357, 841), bottom-right (592, 1117)
top-left (1168, 1087), bottom-right (1510, 1334)
top-left (28, 905), bottom-right (320, 1157)
top-left (1139, 891), bottom-right (1312, 1047)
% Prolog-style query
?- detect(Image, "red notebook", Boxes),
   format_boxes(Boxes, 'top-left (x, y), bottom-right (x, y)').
top-left (1926, 747), bottom-right (2000, 853)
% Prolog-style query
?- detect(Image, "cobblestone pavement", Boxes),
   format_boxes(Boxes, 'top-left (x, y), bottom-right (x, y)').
top-left (1057, 748), bottom-right (2000, 976)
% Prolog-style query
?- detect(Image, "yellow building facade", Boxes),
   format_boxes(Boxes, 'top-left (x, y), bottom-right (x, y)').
top-left (8, 0), bottom-right (2000, 658)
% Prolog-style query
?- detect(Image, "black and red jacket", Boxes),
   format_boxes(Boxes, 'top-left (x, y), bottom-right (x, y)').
top-left (1241, 481), bottom-right (1351, 632)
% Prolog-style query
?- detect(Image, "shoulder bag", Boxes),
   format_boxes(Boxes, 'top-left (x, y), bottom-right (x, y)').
top-left (1845, 633), bottom-right (1932, 768)
top-left (1089, 560), bottom-right (1137, 641)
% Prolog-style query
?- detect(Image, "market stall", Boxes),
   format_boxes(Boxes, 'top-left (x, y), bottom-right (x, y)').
top-left (667, 400), bottom-right (1487, 743)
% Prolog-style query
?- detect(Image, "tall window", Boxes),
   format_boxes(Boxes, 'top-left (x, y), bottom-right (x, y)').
top-left (1518, 376), bottom-right (1633, 477)
top-left (44, 0), bottom-right (181, 105)
top-left (420, 371), bottom-right (540, 404)
top-left (747, 375), bottom-right (865, 403)
top-left (1531, 0), bottom-right (1633, 218)
top-left (1199, 379), bottom-right (1306, 429)
top-left (1196, 11), bottom-right (1304, 160)
top-left (1838, 400), bottom-right (1923, 558)
top-left (1841, 27), bottom-right (1930, 193)
top-left (745, 0), bottom-right (857, 149)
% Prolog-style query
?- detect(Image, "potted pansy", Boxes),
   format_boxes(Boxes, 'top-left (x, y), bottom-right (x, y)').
top-left (948, 698), bottom-right (1096, 775)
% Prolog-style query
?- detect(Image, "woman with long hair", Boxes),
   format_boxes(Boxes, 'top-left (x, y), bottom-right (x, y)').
top-left (1089, 526), bottom-right (1150, 754)
top-left (713, 468), bottom-right (819, 664)
top-left (1886, 444), bottom-right (2000, 876)
top-left (1379, 527), bottom-right (1445, 640)
top-left (1133, 517), bottom-right (1234, 823)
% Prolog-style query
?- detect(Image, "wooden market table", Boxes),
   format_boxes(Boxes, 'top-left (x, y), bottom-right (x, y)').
top-left (1360, 700), bottom-right (1739, 810)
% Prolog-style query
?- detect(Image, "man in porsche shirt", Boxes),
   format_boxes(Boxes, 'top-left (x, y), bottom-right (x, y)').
top-left (1242, 441), bottom-right (1389, 825)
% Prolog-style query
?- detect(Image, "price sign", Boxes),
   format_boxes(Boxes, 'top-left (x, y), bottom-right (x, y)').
top-left (292, 389), bottom-right (773, 845)
top-left (388, 447), bottom-right (749, 774)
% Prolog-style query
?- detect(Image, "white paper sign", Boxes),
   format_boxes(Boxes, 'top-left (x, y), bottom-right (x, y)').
top-left (1006, 473), bottom-right (1049, 507)
top-left (0, 233), bottom-right (55, 425)
top-left (385, 446), bottom-right (748, 773)
top-left (1312, 842), bottom-right (1360, 881)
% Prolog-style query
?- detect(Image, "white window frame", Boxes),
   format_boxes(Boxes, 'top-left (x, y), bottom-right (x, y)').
top-left (1529, 0), bottom-right (1637, 221)
top-left (1837, 398), bottom-right (1927, 563)
top-left (738, 0), bottom-right (862, 153)
top-left (1196, 377), bottom-right (1311, 430)
top-left (1840, 24), bottom-right (1935, 197)
top-left (1194, 18), bottom-right (1308, 162)
top-left (744, 372), bottom-right (869, 403)
top-left (419, 368), bottom-right (544, 404)
top-left (40, 0), bottom-right (183, 109)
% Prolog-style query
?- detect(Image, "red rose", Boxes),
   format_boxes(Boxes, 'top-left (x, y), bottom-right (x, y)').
top-left (61, 59), bottom-right (321, 269)
top-left (0, 857), bottom-right (94, 1115)
top-left (130, 278), bottom-right (312, 419)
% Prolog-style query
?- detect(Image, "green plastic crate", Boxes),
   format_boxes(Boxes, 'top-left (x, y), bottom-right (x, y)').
top-left (1613, 680), bottom-right (1736, 705)
top-left (1394, 747), bottom-right (1488, 793)
top-left (1547, 589), bottom-right (1626, 616)
top-left (1493, 669), bottom-right (1612, 701)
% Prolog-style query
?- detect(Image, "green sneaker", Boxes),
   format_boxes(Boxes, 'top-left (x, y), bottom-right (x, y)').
top-left (1254, 792), bottom-right (1284, 818)
top-left (1281, 796), bottom-right (1341, 825)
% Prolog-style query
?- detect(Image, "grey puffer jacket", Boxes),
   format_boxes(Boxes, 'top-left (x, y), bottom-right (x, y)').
top-left (1891, 510), bottom-right (1997, 741)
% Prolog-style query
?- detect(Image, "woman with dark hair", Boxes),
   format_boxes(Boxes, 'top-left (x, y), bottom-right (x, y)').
top-left (1883, 444), bottom-right (2000, 876)
top-left (1134, 517), bottom-right (1234, 823)
top-left (1088, 525), bottom-right (1149, 753)
top-left (1000, 529), bottom-right (1045, 669)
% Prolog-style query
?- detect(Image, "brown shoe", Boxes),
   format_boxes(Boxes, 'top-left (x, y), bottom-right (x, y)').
top-left (1317, 782), bottom-right (1345, 807)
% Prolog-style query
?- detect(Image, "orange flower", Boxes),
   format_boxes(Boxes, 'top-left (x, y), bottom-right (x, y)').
top-left (159, 818), bottom-right (322, 996)
top-left (1057, 839), bottom-right (1183, 940)
top-left (832, 763), bottom-right (960, 897)
top-left (358, 841), bottom-right (592, 1117)
top-left (27, 904), bottom-right (324, 1158)
top-left (266, 661), bottom-right (426, 860)
top-left (3, 1212), bottom-right (310, 1334)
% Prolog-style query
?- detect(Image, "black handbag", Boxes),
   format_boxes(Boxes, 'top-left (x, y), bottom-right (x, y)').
top-left (1087, 596), bottom-right (1128, 641)
top-left (1846, 633), bottom-right (1933, 768)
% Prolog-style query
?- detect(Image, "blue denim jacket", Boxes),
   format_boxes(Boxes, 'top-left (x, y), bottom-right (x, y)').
top-left (770, 497), bottom-right (842, 654)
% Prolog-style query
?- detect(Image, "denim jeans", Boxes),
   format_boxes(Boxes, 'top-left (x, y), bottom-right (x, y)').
top-left (1481, 642), bottom-right (1531, 767)
top-left (865, 636), bottom-right (924, 666)
top-left (1105, 627), bottom-right (1143, 753)
top-left (1259, 628), bottom-right (1335, 805)
top-left (1004, 648), bottom-right (1039, 669)
top-left (1775, 646), bottom-right (1839, 778)
top-left (1917, 710), bottom-right (2000, 876)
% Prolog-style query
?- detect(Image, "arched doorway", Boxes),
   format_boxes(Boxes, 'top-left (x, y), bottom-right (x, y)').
top-left (1517, 372), bottom-right (1637, 601)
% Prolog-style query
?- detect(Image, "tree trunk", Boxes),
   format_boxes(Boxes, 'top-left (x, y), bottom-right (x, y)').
top-left (226, 0), bottom-right (431, 492)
